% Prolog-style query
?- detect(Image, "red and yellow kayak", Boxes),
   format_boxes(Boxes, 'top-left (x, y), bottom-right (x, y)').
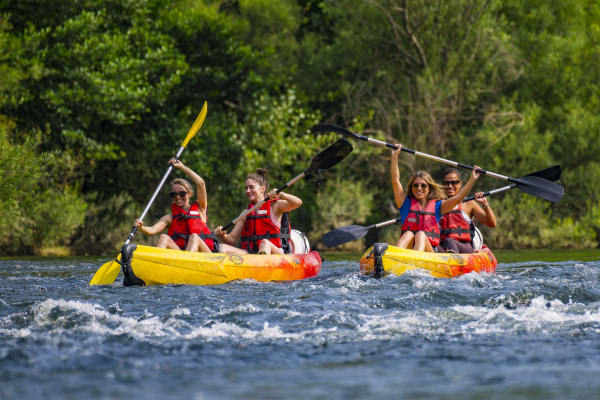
top-left (359, 243), bottom-right (497, 278)
top-left (123, 244), bottom-right (321, 285)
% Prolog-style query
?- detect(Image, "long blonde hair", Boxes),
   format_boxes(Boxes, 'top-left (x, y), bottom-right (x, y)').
top-left (406, 170), bottom-right (446, 201)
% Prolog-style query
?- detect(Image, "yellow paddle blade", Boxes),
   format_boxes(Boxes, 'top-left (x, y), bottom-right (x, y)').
top-left (89, 257), bottom-right (121, 285)
top-left (182, 101), bottom-right (207, 148)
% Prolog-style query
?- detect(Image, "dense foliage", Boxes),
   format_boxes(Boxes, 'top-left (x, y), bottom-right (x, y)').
top-left (0, 0), bottom-right (598, 255)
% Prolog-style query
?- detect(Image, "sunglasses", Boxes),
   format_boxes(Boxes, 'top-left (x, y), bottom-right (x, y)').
top-left (169, 191), bottom-right (188, 198)
top-left (412, 183), bottom-right (428, 189)
top-left (442, 180), bottom-right (461, 186)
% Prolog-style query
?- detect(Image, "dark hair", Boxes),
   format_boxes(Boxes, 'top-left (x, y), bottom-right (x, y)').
top-left (443, 168), bottom-right (461, 181)
top-left (246, 168), bottom-right (269, 193)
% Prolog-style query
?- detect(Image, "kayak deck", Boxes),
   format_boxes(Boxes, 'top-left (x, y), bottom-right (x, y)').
top-left (359, 243), bottom-right (497, 278)
top-left (124, 244), bottom-right (322, 285)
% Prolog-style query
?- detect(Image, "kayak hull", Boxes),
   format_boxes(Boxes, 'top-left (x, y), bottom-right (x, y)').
top-left (359, 243), bottom-right (497, 278)
top-left (125, 244), bottom-right (322, 285)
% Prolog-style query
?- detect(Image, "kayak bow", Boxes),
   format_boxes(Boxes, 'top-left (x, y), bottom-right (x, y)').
top-left (359, 243), bottom-right (497, 278)
top-left (111, 244), bottom-right (322, 286)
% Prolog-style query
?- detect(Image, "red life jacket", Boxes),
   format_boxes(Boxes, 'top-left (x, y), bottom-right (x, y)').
top-left (401, 198), bottom-right (441, 247)
top-left (439, 203), bottom-right (473, 242)
top-left (167, 202), bottom-right (217, 251)
top-left (241, 200), bottom-right (290, 254)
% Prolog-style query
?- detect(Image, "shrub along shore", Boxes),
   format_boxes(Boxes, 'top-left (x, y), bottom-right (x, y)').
top-left (1, 0), bottom-right (599, 255)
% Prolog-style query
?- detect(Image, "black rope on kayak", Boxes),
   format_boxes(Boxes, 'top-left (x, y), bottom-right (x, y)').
top-left (372, 243), bottom-right (388, 279)
top-left (120, 244), bottom-right (145, 287)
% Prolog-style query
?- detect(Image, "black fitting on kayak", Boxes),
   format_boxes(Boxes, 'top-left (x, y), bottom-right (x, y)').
top-left (372, 242), bottom-right (388, 279)
top-left (121, 243), bottom-right (145, 287)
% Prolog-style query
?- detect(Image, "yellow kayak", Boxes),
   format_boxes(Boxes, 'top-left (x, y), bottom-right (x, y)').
top-left (101, 244), bottom-right (322, 286)
top-left (359, 243), bottom-right (497, 278)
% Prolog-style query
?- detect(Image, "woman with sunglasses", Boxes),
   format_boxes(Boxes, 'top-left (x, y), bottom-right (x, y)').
top-left (133, 158), bottom-right (219, 253)
top-left (439, 168), bottom-right (497, 253)
top-left (391, 144), bottom-right (481, 252)
top-left (215, 168), bottom-right (302, 255)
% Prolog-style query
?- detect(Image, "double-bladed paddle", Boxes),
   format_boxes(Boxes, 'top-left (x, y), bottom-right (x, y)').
top-left (90, 102), bottom-right (208, 285)
top-left (312, 124), bottom-right (564, 203)
top-left (463, 165), bottom-right (561, 202)
top-left (320, 165), bottom-right (562, 248)
top-left (221, 138), bottom-right (354, 232)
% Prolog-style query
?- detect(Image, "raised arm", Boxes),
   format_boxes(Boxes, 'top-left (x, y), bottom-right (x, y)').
top-left (469, 192), bottom-right (497, 227)
top-left (170, 158), bottom-right (208, 213)
top-left (440, 165), bottom-right (481, 215)
top-left (390, 144), bottom-right (406, 208)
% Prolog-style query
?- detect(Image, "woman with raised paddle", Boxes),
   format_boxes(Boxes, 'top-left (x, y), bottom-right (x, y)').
top-left (391, 144), bottom-right (481, 252)
top-left (133, 158), bottom-right (220, 253)
top-left (215, 168), bottom-right (303, 255)
top-left (439, 168), bottom-right (497, 253)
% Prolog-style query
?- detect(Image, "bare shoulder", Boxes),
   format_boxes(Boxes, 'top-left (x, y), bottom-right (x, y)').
top-left (466, 200), bottom-right (484, 216)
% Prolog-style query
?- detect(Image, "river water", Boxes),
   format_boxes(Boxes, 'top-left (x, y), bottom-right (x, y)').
top-left (1, 252), bottom-right (600, 399)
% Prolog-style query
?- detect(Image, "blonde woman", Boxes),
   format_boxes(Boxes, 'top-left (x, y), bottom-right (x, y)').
top-left (391, 144), bottom-right (481, 252)
top-left (133, 158), bottom-right (218, 252)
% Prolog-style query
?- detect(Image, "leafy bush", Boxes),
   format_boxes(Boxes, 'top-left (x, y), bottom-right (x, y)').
top-left (311, 177), bottom-right (376, 252)
top-left (0, 119), bottom-right (86, 255)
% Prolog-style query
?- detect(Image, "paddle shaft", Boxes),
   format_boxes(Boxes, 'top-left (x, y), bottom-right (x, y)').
top-left (125, 146), bottom-right (185, 245)
top-left (463, 184), bottom-right (516, 203)
top-left (320, 162), bottom-right (562, 248)
top-left (370, 217), bottom-right (402, 231)
top-left (344, 130), bottom-right (517, 180)
top-left (222, 171), bottom-right (306, 232)
top-left (89, 103), bottom-right (207, 285)
top-left (313, 124), bottom-right (564, 203)
top-left (220, 138), bottom-right (353, 232)
top-left (462, 165), bottom-right (561, 202)
top-left (125, 102), bottom-right (208, 245)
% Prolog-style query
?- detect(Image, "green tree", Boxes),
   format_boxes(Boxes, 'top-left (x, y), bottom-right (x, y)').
top-left (0, 118), bottom-right (86, 255)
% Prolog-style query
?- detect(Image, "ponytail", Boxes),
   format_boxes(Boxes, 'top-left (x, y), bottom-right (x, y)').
top-left (246, 168), bottom-right (269, 194)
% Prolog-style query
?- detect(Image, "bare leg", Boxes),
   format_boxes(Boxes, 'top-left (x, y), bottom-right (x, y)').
top-left (218, 243), bottom-right (249, 255)
top-left (414, 231), bottom-right (434, 252)
top-left (258, 239), bottom-right (283, 255)
top-left (396, 231), bottom-right (415, 248)
top-left (185, 234), bottom-right (212, 253)
top-left (157, 234), bottom-right (181, 249)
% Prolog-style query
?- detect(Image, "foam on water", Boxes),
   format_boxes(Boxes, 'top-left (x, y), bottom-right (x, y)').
top-left (1, 257), bottom-right (600, 399)
top-left (0, 298), bottom-right (315, 344)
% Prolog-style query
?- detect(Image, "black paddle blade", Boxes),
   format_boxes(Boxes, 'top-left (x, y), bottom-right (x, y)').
top-left (514, 175), bottom-right (564, 203)
top-left (307, 138), bottom-right (353, 172)
top-left (321, 224), bottom-right (369, 248)
top-left (526, 165), bottom-right (561, 182)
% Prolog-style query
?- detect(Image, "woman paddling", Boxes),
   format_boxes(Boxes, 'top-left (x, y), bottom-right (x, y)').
top-left (133, 158), bottom-right (218, 252)
top-left (391, 144), bottom-right (481, 252)
top-left (439, 168), bottom-right (497, 253)
top-left (215, 168), bottom-right (302, 255)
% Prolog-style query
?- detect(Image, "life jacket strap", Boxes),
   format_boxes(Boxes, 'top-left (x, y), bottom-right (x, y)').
top-left (440, 227), bottom-right (472, 235)
top-left (402, 229), bottom-right (440, 239)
